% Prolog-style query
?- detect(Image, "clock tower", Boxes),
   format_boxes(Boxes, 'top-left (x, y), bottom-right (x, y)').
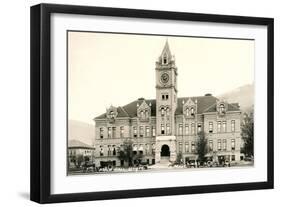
top-left (155, 40), bottom-right (177, 163)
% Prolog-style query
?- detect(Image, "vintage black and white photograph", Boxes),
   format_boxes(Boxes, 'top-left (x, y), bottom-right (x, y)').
top-left (67, 31), bottom-right (254, 175)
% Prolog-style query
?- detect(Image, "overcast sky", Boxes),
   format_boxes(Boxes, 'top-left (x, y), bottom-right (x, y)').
top-left (68, 31), bottom-right (254, 124)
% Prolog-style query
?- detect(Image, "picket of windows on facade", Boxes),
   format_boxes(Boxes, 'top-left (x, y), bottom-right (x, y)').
top-left (222, 121), bottom-right (226, 132)
top-left (209, 122), bottom-right (213, 133)
top-left (191, 123), bottom-right (195, 135)
top-left (218, 139), bottom-right (221, 151)
top-left (179, 124), bottom-right (183, 135)
top-left (133, 126), bottom-right (137, 137)
top-left (139, 126), bottom-right (144, 137)
top-left (231, 120), bottom-right (235, 132)
top-left (145, 126), bottom-right (150, 137)
top-left (100, 128), bottom-right (104, 138)
top-left (185, 124), bottom-right (189, 135)
top-left (120, 126), bottom-right (124, 138)
top-left (185, 142), bottom-right (189, 153)
top-left (231, 139), bottom-right (236, 150)
top-left (223, 139), bottom-right (227, 151)
top-left (209, 140), bottom-right (213, 151)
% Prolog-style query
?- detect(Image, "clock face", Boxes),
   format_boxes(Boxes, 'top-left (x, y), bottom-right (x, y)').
top-left (161, 73), bottom-right (169, 84)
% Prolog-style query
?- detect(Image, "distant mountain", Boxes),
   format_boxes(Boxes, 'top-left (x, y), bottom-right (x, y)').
top-left (68, 120), bottom-right (94, 146)
top-left (218, 84), bottom-right (254, 113)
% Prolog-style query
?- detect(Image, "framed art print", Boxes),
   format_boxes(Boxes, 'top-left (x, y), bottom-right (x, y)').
top-left (30, 3), bottom-right (274, 203)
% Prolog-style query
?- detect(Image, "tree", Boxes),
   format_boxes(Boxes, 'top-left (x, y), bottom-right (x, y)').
top-left (175, 151), bottom-right (183, 165)
top-left (74, 154), bottom-right (84, 168)
top-left (196, 131), bottom-right (208, 164)
top-left (118, 139), bottom-right (134, 167)
top-left (241, 111), bottom-right (254, 157)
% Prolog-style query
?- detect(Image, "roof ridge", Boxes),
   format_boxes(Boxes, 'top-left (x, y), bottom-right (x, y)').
top-left (118, 106), bottom-right (130, 117)
top-left (202, 102), bottom-right (217, 113)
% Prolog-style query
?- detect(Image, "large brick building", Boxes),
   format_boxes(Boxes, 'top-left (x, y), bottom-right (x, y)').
top-left (93, 41), bottom-right (242, 167)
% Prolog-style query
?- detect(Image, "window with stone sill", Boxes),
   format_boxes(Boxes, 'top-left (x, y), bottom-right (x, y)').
top-left (139, 126), bottom-right (144, 137)
top-left (209, 122), bottom-right (213, 133)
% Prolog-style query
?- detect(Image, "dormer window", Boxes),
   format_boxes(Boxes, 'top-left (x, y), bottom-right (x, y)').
top-left (145, 110), bottom-right (149, 118)
top-left (109, 111), bottom-right (114, 118)
top-left (186, 108), bottom-right (189, 116)
top-left (219, 104), bottom-right (226, 113)
top-left (140, 110), bottom-right (144, 119)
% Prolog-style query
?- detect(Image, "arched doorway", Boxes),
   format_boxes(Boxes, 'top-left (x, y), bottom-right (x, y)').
top-left (161, 144), bottom-right (170, 157)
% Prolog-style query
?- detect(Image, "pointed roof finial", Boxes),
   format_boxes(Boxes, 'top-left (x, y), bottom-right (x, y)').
top-left (161, 38), bottom-right (172, 58)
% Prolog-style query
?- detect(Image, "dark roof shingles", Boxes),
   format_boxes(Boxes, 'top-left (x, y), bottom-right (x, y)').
top-left (94, 96), bottom-right (239, 119)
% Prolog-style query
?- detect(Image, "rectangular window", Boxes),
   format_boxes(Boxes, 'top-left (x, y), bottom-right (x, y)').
top-left (108, 127), bottom-right (112, 138)
top-left (185, 124), bottom-right (189, 135)
top-left (217, 121), bottom-right (221, 133)
top-left (166, 124), bottom-right (170, 135)
top-left (231, 155), bottom-right (235, 161)
top-left (209, 122), bottom-right (213, 133)
top-left (179, 124), bottom-right (183, 135)
top-left (161, 124), bottom-right (165, 135)
top-left (100, 146), bottom-right (103, 156)
top-left (133, 126), bottom-right (137, 137)
top-left (112, 145), bottom-right (116, 156)
top-left (217, 139), bottom-right (221, 151)
top-left (198, 124), bottom-right (202, 133)
top-left (222, 121), bottom-right (226, 132)
top-left (185, 142), bottom-right (189, 153)
top-left (108, 145), bottom-right (111, 156)
top-left (112, 127), bottom-right (116, 138)
top-left (145, 126), bottom-right (150, 137)
top-left (191, 123), bottom-right (195, 135)
top-left (191, 142), bottom-right (195, 153)
top-left (223, 139), bottom-right (227, 151)
top-left (139, 126), bottom-right (144, 137)
top-left (152, 126), bottom-right (156, 137)
top-left (231, 120), bottom-right (235, 132)
top-left (179, 142), bottom-right (182, 152)
top-left (231, 139), bottom-right (235, 150)
top-left (120, 126), bottom-right (124, 138)
top-left (100, 128), bottom-right (104, 138)
top-left (209, 140), bottom-right (213, 151)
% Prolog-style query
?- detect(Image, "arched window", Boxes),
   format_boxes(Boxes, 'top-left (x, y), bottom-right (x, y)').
top-left (145, 110), bottom-right (149, 118)
top-left (186, 108), bottom-right (189, 116)
top-left (191, 107), bottom-right (195, 115)
top-left (166, 107), bottom-right (170, 116)
top-left (161, 108), bottom-right (165, 116)
top-left (140, 110), bottom-right (144, 118)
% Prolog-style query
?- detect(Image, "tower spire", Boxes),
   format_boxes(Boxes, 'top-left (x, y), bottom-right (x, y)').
top-left (160, 39), bottom-right (172, 58)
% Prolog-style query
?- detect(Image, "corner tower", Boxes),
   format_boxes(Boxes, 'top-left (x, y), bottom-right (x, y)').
top-left (155, 40), bottom-right (177, 163)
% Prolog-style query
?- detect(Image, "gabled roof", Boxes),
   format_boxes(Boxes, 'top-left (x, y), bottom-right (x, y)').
top-left (68, 139), bottom-right (94, 149)
top-left (175, 96), bottom-right (218, 114)
top-left (94, 95), bottom-right (240, 120)
top-left (203, 102), bottom-right (240, 113)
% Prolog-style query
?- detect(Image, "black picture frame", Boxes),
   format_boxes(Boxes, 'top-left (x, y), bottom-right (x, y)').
top-left (30, 3), bottom-right (274, 204)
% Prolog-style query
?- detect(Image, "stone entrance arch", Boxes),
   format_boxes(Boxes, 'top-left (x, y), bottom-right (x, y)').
top-left (155, 136), bottom-right (176, 163)
top-left (161, 144), bottom-right (170, 157)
